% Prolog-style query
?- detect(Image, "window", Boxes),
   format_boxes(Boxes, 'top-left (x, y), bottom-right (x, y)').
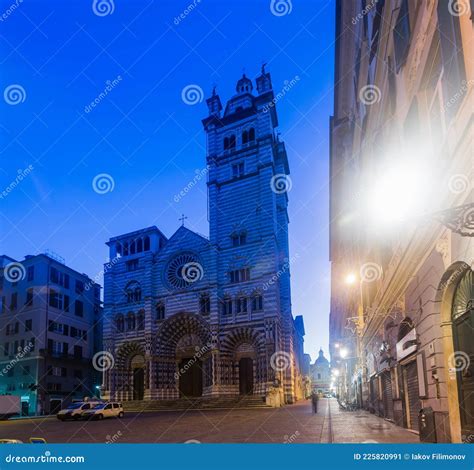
top-left (127, 313), bottom-right (136, 331)
top-left (144, 236), bottom-right (150, 251)
top-left (248, 128), bottom-right (255, 142)
top-left (7, 367), bottom-right (14, 377)
top-left (127, 259), bottom-right (139, 272)
top-left (25, 319), bottom-right (32, 332)
top-left (252, 294), bottom-right (263, 312)
top-left (49, 290), bottom-right (69, 312)
top-left (199, 295), bottom-right (210, 315)
top-left (137, 311), bottom-right (145, 330)
top-left (4, 342), bottom-right (8, 356)
top-left (231, 231), bottom-right (247, 247)
top-left (156, 303), bottom-right (165, 320)
top-left (232, 162), bottom-right (244, 178)
top-left (25, 288), bottom-right (33, 307)
top-left (116, 314), bottom-right (124, 332)
top-left (236, 297), bottom-right (248, 314)
top-left (222, 298), bottom-right (232, 315)
top-left (48, 339), bottom-right (66, 356)
top-left (317, 373), bottom-right (321, 379)
top-left (75, 280), bottom-right (85, 294)
top-left (229, 268), bottom-right (250, 284)
top-left (393, 0), bottom-right (411, 72)
top-left (74, 300), bottom-right (84, 317)
top-left (10, 293), bottom-right (17, 311)
top-left (27, 266), bottom-right (34, 281)
top-left (224, 134), bottom-right (236, 151)
top-left (50, 267), bottom-right (69, 288)
top-left (125, 282), bottom-right (142, 303)
top-left (30, 337), bottom-right (35, 351)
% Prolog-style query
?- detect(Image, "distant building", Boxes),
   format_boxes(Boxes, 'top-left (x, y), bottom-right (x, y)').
top-left (310, 349), bottom-right (331, 394)
top-left (0, 254), bottom-right (102, 415)
top-left (102, 68), bottom-right (307, 405)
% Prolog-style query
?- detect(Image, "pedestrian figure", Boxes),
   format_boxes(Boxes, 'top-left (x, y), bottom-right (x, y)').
top-left (311, 392), bottom-right (319, 414)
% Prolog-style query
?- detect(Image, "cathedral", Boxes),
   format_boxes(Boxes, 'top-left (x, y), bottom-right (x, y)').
top-left (101, 68), bottom-right (306, 405)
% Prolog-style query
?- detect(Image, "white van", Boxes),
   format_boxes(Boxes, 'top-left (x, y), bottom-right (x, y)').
top-left (82, 402), bottom-right (124, 420)
top-left (57, 401), bottom-right (102, 421)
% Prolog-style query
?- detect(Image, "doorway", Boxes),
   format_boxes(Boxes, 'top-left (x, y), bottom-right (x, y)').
top-left (179, 358), bottom-right (203, 397)
top-left (239, 357), bottom-right (254, 395)
top-left (49, 399), bottom-right (62, 415)
top-left (452, 269), bottom-right (474, 438)
top-left (133, 368), bottom-right (144, 400)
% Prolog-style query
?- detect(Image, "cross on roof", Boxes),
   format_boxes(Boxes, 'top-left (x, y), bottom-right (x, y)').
top-left (179, 214), bottom-right (188, 226)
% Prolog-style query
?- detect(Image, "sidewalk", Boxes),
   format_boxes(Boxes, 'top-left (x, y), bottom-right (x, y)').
top-left (320, 398), bottom-right (420, 443)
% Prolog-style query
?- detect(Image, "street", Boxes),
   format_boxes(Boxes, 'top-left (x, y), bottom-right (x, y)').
top-left (1, 399), bottom-right (419, 444)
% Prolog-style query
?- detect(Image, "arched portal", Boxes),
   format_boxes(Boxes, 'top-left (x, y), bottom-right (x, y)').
top-left (155, 313), bottom-right (212, 399)
top-left (114, 342), bottom-right (147, 402)
top-left (451, 269), bottom-right (474, 438)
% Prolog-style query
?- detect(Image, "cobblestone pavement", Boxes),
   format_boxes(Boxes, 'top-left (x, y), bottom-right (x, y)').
top-left (1, 398), bottom-right (420, 443)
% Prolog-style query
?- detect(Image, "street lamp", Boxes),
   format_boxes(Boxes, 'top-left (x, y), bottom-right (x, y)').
top-left (340, 348), bottom-right (349, 359)
top-left (345, 273), bottom-right (357, 285)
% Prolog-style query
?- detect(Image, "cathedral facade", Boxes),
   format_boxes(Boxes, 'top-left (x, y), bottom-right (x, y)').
top-left (101, 68), bottom-right (305, 405)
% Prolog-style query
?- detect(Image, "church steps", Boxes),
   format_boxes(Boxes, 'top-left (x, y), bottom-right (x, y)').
top-left (122, 396), bottom-right (272, 412)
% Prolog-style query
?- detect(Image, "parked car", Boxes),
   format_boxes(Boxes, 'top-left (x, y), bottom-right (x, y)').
top-left (0, 438), bottom-right (46, 444)
top-left (57, 401), bottom-right (102, 421)
top-left (82, 402), bottom-right (124, 420)
top-left (0, 396), bottom-right (20, 420)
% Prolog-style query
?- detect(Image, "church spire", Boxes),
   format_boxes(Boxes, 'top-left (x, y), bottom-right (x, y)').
top-left (206, 85), bottom-right (222, 117)
top-left (256, 64), bottom-right (272, 95)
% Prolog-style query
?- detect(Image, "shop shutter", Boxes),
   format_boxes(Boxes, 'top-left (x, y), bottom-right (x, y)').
top-left (381, 370), bottom-right (394, 420)
top-left (405, 361), bottom-right (420, 431)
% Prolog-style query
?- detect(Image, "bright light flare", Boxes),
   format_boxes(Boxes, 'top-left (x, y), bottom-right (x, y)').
top-left (340, 348), bottom-right (348, 359)
top-left (345, 273), bottom-right (357, 285)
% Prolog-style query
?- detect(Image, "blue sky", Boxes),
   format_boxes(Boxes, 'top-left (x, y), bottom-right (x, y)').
top-left (0, 0), bottom-right (335, 361)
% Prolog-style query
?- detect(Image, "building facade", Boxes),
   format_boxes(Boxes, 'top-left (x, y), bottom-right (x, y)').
top-left (0, 254), bottom-right (102, 415)
top-left (330, 0), bottom-right (473, 442)
top-left (310, 348), bottom-right (331, 394)
top-left (102, 68), bottom-right (306, 405)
